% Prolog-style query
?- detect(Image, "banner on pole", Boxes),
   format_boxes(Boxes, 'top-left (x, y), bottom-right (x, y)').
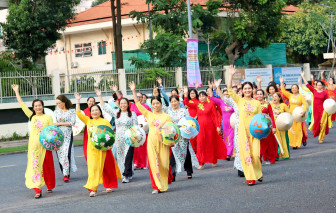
top-left (187, 39), bottom-right (202, 87)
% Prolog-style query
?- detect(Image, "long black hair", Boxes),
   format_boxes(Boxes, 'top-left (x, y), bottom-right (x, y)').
top-left (199, 91), bottom-right (207, 97)
top-left (188, 88), bottom-right (199, 100)
top-left (117, 98), bottom-right (132, 119)
top-left (30, 99), bottom-right (45, 121)
top-left (56, 94), bottom-right (73, 109)
top-left (90, 104), bottom-right (104, 119)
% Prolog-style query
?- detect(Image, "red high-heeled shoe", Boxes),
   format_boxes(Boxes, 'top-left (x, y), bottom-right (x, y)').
top-left (246, 180), bottom-right (255, 186)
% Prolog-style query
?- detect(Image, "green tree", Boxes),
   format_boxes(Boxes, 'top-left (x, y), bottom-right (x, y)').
top-left (91, 0), bottom-right (108, 7)
top-left (1, 0), bottom-right (80, 67)
top-left (279, 1), bottom-right (336, 64)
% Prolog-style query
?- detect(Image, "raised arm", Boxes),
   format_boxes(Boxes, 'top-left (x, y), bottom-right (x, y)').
top-left (12, 84), bottom-right (33, 118)
top-left (11, 84), bottom-right (24, 105)
top-left (75, 93), bottom-right (89, 124)
top-left (182, 86), bottom-right (198, 108)
top-left (257, 75), bottom-right (262, 89)
top-left (111, 84), bottom-right (122, 100)
top-left (95, 88), bottom-right (105, 107)
top-left (157, 77), bottom-right (169, 104)
top-left (227, 65), bottom-right (236, 89)
top-left (301, 71), bottom-right (309, 86)
top-left (280, 76), bottom-right (291, 98)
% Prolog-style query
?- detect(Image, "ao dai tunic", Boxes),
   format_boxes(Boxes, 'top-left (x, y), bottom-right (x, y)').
top-left (183, 97), bottom-right (227, 165)
top-left (281, 86), bottom-right (307, 147)
top-left (222, 96), bottom-right (243, 172)
top-left (306, 84), bottom-right (329, 138)
top-left (54, 108), bottom-right (77, 176)
top-left (165, 107), bottom-right (199, 173)
top-left (228, 89), bottom-right (262, 181)
top-left (270, 103), bottom-right (290, 159)
top-left (136, 102), bottom-right (172, 192)
top-left (210, 96), bottom-right (234, 156)
top-left (76, 111), bottom-right (121, 191)
top-left (102, 105), bottom-right (138, 174)
top-left (20, 103), bottom-right (53, 189)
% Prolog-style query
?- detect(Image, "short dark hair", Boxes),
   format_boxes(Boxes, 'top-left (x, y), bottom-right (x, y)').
top-left (87, 97), bottom-right (95, 102)
top-left (266, 85), bottom-right (279, 94)
top-left (90, 104), bottom-right (104, 119)
top-left (169, 95), bottom-right (179, 102)
top-left (151, 96), bottom-right (162, 104)
top-left (56, 95), bottom-right (72, 109)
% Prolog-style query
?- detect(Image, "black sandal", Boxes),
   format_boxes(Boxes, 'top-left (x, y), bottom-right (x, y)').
top-left (47, 190), bottom-right (52, 193)
top-left (34, 193), bottom-right (42, 199)
top-left (258, 177), bottom-right (263, 182)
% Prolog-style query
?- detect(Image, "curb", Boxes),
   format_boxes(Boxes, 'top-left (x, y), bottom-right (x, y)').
top-left (0, 144), bottom-right (84, 156)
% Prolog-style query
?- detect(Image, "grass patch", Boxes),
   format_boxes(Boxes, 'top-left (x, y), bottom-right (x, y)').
top-left (0, 132), bottom-right (29, 142)
top-left (0, 145), bottom-right (28, 154)
top-left (0, 140), bottom-right (83, 154)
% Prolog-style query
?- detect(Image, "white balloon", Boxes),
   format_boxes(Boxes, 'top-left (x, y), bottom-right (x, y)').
top-left (275, 112), bottom-right (293, 131)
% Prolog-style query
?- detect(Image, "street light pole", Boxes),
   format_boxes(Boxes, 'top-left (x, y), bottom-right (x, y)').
top-left (187, 0), bottom-right (193, 39)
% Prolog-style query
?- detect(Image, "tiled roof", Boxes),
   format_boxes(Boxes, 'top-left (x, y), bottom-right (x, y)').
top-left (69, 0), bottom-right (298, 27)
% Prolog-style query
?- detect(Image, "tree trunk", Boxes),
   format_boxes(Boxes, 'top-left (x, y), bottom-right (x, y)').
top-left (111, 0), bottom-right (124, 69)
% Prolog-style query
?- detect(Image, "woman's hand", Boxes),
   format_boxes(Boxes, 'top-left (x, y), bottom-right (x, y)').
top-left (272, 128), bottom-right (276, 134)
top-left (95, 88), bottom-right (102, 96)
top-left (111, 84), bottom-right (118, 92)
top-left (106, 146), bottom-right (112, 151)
top-left (183, 86), bottom-right (189, 97)
top-left (214, 79), bottom-right (222, 88)
top-left (129, 81), bottom-right (136, 91)
top-left (257, 75), bottom-right (262, 83)
top-left (11, 84), bottom-right (19, 93)
top-left (280, 76), bottom-right (284, 84)
top-left (74, 93), bottom-right (81, 101)
top-left (310, 73), bottom-right (314, 81)
top-left (208, 81), bottom-right (213, 90)
top-left (54, 148), bottom-right (60, 151)
top-left (300, 111), bottom-right (306, 117)
top-left (229, 65), bottom-right (236, 76)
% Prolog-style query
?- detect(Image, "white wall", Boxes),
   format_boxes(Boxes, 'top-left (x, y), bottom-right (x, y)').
top-left (0, 123), bottom-right (28, 138)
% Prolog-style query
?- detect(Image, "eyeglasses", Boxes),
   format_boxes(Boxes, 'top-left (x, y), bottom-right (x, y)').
top-left (137, 96), bottom-right (143, 98)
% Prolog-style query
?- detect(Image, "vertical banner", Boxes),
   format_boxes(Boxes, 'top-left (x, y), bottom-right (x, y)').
top-left (187, 39), bottom-right (202, 87)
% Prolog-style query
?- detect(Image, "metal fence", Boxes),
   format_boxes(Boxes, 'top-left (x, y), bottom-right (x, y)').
top-left (60, 69), bottom-right (119, 99)
top-left (0, 71), bottom-right (53, 103)
top-left (182, 66), bottom-right (226, 89)
top-left (125, 67), bottom-right (176, 95)
top-left (310, 68), bottom-right (335, 81)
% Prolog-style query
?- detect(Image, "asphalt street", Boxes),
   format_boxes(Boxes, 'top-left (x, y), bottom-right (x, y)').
top-left (0, 130), bottom-right (336, 213)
